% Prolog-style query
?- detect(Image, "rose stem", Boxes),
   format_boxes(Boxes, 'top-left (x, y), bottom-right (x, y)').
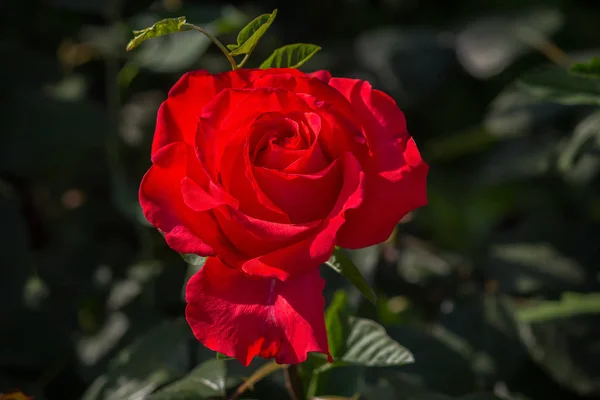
top-left (182, 23), bottom-right (238, 70)
top-left (284, 364), bottom-right (304, 400)
top-left (229, 362), bottom-right (287, 400)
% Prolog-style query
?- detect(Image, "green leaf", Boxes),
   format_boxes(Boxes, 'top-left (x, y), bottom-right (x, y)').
top-left (558, 111), bottom-right (600, 185)
top-left (571, 57), bottom-right (600, 77)
top-left (341, 317), bottom-right (415, 366)
top-left (126, 17), bottom-right (189, 51)
top-left (149, 359), bottom-right (227, 399)
top-left (325, 247), bottom-right (377, 305)
top-left (516, 292), bottom-right (600, 323)
top-left (180, 253), bottom-right (206, 267)
top-left (517, 65), bottom-right (600, 105)
top-left (325, 291), bottom-right (351, 359)
top-left (227, 9), bottom-right (277, 56)
top-left (509, 296), bottom-right (600, 396)
top-left (324, 291), bottom-right (413, 366)
top-left (81, 319), bottom-right (191, 400)
top-left (259, 43), bottom-right (321, 69)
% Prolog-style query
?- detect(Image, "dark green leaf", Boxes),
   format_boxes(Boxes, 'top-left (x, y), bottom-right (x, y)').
top-left (558, 111), bottom-right (600, 185)
top-left (324, 291), bottom-right (413, 366)
top-left (511, 301), bottom-right (600, 396)
top-left (149, 359), bottom-right (227, 399)
top-left (228, 9), bottom-right (277, 56)
top-left (362, 375), bottom-right (502, 400)
top-left (384, 326), bottom-right (475, 395)
top-left (180, 253), bottom-right (206, 267)
top-left (516, 292), bottom-right (600, 323)
top-left (127, 17), bottom-right (189, 51)
top-left (486, 242), bottom-right (586, 294)
top-left (259, 43), bottom-right (321, 69)
top-left (570, 57), bottom-right (600, 77)
top-left (82, 319), bottom-right (191, 400)
top-left (517, 65), bottom-right (600, 105)
top-left (326, 248), bottom-right (377, 305)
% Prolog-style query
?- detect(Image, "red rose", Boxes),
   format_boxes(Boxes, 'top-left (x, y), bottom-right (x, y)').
top-left (139, 68), bottom-right (428, 365)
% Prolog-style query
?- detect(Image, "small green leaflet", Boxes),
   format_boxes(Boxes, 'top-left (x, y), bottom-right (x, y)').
top-left (325, 247), bottom-right (377, 304)
top-left (126, 17), bottom-right (189, 51)
top-left (570, 57), bottom-right (600, 77)
top-left (260, 43), bottom-right (321, 69)
top-left (227, 9), bottom-right (277, 56)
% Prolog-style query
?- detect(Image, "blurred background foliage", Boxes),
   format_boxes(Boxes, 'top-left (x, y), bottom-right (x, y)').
top-left (1, 0), bottom-right (600, 399)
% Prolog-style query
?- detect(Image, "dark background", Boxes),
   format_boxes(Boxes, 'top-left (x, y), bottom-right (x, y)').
top-left (1, 0), bottom-right (600, 399)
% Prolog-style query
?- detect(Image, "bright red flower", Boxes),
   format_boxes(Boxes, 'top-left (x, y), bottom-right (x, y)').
top-left (139, 68), bottom-right (428, 364)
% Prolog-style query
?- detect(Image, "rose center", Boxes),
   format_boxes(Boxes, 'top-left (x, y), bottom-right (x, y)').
top-left (271, 131), bottom-right (297, 148)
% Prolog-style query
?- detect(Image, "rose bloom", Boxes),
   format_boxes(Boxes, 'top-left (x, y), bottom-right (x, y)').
top-left (139, 68), bottom-right (428, 365)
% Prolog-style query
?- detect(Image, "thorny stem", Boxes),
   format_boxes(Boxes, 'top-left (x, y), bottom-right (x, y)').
top-left (229, 362), bottom-right (287, 400)
top-left (183, 23), bottom-right (238, 70)
top-left (284, 364), bottom-right (304, 400)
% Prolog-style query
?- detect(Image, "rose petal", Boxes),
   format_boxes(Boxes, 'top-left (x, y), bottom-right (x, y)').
top-left (198, 88), bottom-right (314, 174)
top-left (181, 177), bottom-right (239, 212)
top-left (253, 159), bottom-right (342, 223)
top-left (186, 257), bottom-right (331, 366)
top-left (328, 78), bottom-right (429, 248)
top-left (214, 207), bottom-right (320, 260)
top-left (214, 142), bottom-right (289, 222)
top-left (242, 152), bottom-right (365, 280)
top-left (307, 70), bottom-right (332, 82)
top-left (152, 70), bottom-right (254, 155)
top-left (140, 142), bottom-right (215, 255)
top-left (140, 142), bottom-right (244, 264)
top-left (282, 112), bottom-right (331, 174)
top-left (152, 69), bottom-right (308, 157)
top-left (250, 114), bottom-right (305, 170)
top-left (198, 89), bottom-right (324, 222)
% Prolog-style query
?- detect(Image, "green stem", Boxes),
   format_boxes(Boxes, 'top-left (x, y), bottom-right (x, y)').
top-left (182, 23), bottom-right (237, 70)
top-left (229, 362), bottom-right (287, 400)
top-left (237, 53), bottom-right (251, 69)
top-left (284, 364), bottom-right (304, 400)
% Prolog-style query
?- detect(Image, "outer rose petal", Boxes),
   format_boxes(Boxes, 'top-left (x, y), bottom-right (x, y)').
top-left (328, 78), bottom-right (429, 248)
top-left (307, 70), bottom-right (332, 82)
top-left (140, 142), bottom-right (214, 255)
top-left (186, 257), bottom-right (331, 366)
top-left (139, 142), bottom-right (240, 260)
